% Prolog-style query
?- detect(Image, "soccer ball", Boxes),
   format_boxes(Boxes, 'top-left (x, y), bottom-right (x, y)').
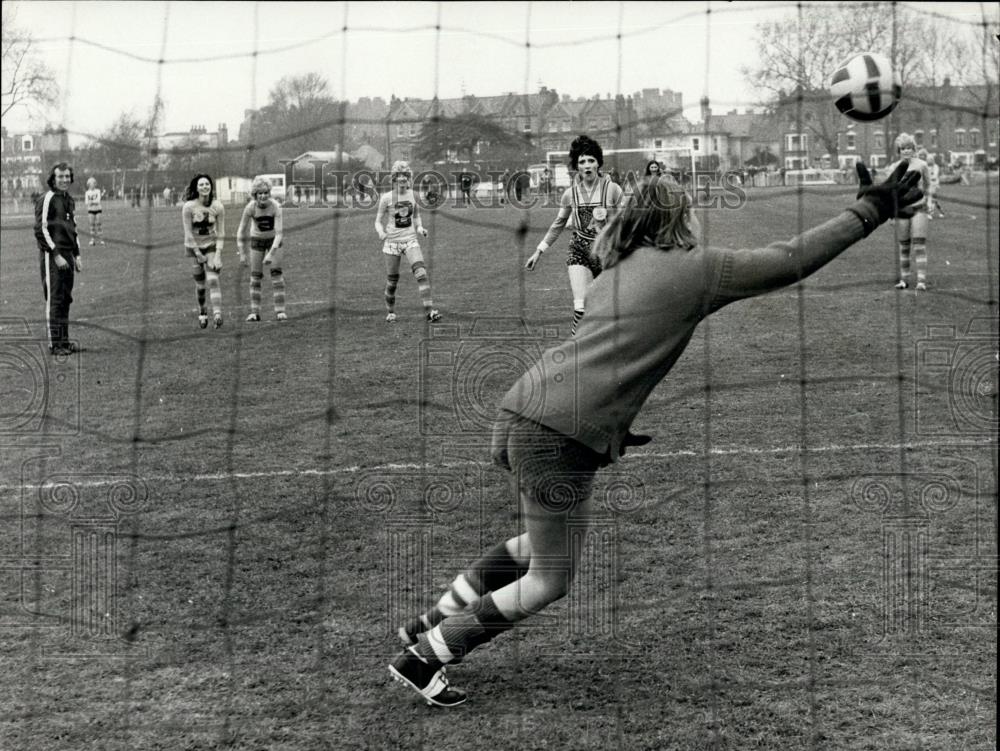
top-left (829, 52), bottom-right (901, 121)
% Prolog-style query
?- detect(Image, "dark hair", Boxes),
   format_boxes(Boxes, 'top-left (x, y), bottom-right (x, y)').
top-left (644, 160), bottom-right (662, 176)
top-left (569, 134), bottom-right (603, 170)
top-left (185, 173), bottom-right (215, 203)
top-left (46, 163), bottom-right (74, 190)
top-left (593, 176), bottom-right (696, 270)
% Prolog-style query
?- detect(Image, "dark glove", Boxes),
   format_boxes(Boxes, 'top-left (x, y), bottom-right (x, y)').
top-left (620, 430), bottom-right (653, 458)
top-left (855, 161), bottom-right (923, 223)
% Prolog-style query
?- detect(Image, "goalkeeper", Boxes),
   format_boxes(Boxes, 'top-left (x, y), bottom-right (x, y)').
top-left (388, 162), bottom-right (923, 708)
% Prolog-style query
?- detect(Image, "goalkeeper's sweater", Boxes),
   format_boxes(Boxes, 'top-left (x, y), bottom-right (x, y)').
top-left (499, 199), bottom-right (882, 461)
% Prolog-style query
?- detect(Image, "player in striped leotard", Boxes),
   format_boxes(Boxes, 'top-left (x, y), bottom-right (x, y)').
top-left (182, 174), bottom-right (226, 329)
top-left (237, 177), bottom-right (287, 322)
top-left (375, 161), bottom-right (441, 323)
top-left (524, 135), bottom-right (623, 334)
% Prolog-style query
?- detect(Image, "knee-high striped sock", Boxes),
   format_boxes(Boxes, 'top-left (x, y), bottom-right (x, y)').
top-left (193, 269), bottom-right (207, 314)
top-left (411, 262), bottom-right (433, 312)
top-left (385, 273), bottom-right (399, 312)
top-left (571, 298), bottom-right (585, 334)
top-left (912, 238), bottom-right (927, 284)
top-left (206, 271), bottom-right (222, 315)
top-left (249, 271), bottom-right (263, 313)
top-left (415, 592), bottom-right (516, 666)
top-left (270, 268), bottom-right (286, 313)
top-left (403, 542), bottom-right (529, 637)
top-left (898, 239), bottom-right (912, 283)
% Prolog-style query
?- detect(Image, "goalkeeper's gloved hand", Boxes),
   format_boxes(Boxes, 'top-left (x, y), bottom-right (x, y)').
top-left (855, 161), bottom-right (923, 224)
top-left (619, 430), bottom-right (653, 458)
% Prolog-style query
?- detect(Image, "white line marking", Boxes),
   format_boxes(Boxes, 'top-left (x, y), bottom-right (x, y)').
top-left (4, 437), bottom-right (991, 491)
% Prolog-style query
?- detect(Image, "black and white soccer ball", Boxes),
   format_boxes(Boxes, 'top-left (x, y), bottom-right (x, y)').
top-left (829, 52), bottom-right (901, 122)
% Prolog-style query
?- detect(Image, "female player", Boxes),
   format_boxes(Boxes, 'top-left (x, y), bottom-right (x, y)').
top-left (236, 177), bottom-right (287, 322)
top-left (84, 177), bottom-right (104, 245)
top-left (524, 135), bottom-right (623, 333)
top-left (888, 134), bottom-right (932, 292)
top-left (375, 161), bottom-right (441, 323)
top-left (388, 163), bottom-right (923, 707)
top-left (182, 174), bottom-right (226, 328)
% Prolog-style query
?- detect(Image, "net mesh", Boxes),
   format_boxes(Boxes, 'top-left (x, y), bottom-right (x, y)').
top-left (3, 2), bottom-right (997, 747)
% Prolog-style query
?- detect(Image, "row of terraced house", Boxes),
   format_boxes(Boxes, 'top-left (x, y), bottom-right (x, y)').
top-left (4, 81), bottom-right (996, 199)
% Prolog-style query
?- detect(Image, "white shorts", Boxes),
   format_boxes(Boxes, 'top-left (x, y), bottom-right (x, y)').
top-left (382, 238), bottom-right (423, 264)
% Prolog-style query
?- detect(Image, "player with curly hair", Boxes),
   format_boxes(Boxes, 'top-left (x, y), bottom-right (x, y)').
top-left (525, 135), bottom-right (624, 334)
top-left (375, 161), bottom-right (441, 323)
top-left (388, 163), bottom-right (923, 708)
top-left (182, 174), bottom-right (226, 329)
top-left (237, 177), bottom-right (287, 322)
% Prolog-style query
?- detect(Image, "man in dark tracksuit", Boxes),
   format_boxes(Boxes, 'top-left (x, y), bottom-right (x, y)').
top-left (34, 163), bottom-right (82, 355)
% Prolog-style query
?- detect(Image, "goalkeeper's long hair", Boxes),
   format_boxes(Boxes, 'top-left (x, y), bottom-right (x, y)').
top-left (593, 176), bottom-right (697, 271)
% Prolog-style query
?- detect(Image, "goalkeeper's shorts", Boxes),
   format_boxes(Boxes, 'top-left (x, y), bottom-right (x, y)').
top-left (490, 410), bottom-right (605, 511)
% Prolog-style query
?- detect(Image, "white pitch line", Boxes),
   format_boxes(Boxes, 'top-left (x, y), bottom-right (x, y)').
top-left (3, 437), bottom-right (991, 492)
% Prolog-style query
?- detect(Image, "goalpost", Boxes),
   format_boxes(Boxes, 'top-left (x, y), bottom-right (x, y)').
top-left (545, 146), bottom-right (702, 191)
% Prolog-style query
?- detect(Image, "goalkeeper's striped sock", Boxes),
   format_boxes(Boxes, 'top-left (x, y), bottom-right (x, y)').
top-left (400, 542), bottom-right (528, 643)
top-left (415, 593), bottom-right (515, 666)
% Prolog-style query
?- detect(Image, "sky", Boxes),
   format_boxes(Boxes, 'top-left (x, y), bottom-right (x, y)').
top-left (2, 0), bottom-right (992, 146)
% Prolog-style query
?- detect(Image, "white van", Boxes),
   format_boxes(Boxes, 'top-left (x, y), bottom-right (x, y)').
top-left (253, 173), bottom-right (287, 201)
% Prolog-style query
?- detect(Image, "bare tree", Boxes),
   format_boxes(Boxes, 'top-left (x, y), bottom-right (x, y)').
top-left (1, 6), bottom-right (58, 119)
top-left (943, 6), bottom-right (999, 113)
top-left (743, 3), bottom-right (927, 163)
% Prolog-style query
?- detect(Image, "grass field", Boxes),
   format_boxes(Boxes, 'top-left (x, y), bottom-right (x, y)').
top-left (1, 181), bottom-right (997, 750)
